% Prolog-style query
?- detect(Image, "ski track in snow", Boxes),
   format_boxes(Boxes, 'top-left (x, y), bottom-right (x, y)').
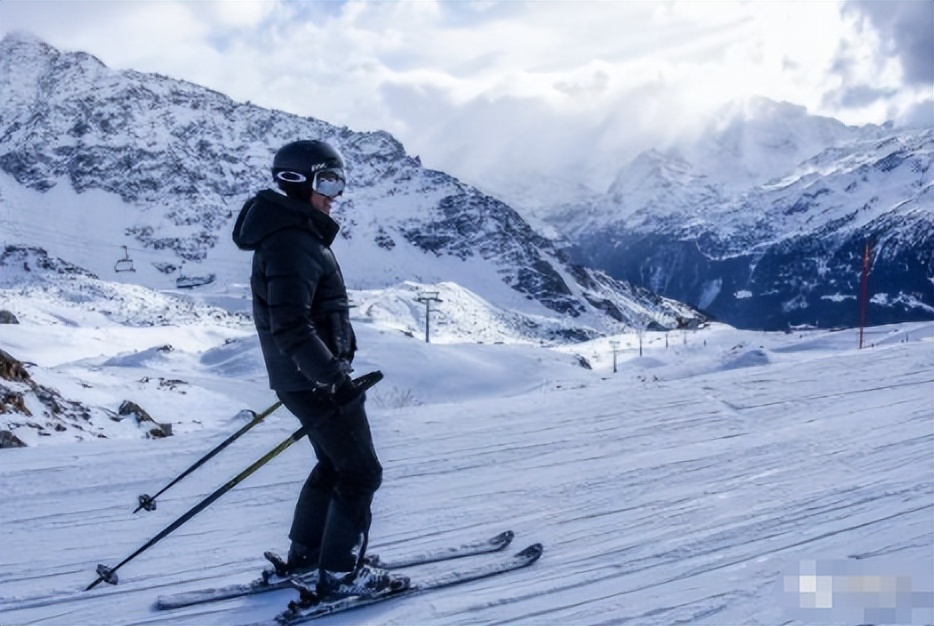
top-left (1, 324), bottom-right (932, 625)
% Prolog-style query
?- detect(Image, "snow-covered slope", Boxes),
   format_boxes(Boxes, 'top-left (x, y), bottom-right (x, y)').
top-left (0, 31), bottom-right (701, 339)
top-left (557, 99), bottom-right (934, 330)
top-left (0, 273), bottom-right (931, 624)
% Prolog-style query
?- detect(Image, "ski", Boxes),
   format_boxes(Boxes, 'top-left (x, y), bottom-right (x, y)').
top-left (366, 529), bottom-right (514, 569)
top-left (275, 543), bottom-right (543, 624)
top-left (154, 530), bottom-right (514, 610)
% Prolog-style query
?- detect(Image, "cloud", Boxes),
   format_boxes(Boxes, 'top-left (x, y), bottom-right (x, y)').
top-left (1, 0), bottom-right (929, 201)
top-left (554, 67), bottom-right (611, 98)
top-left (435, 1), bottom-right (529, 29)
top-left (897, 98), bottom-right (934, 128)
top-left (823, 84), bottom-right (899, 109)
top-left (188, 0), bottom-right (277, 29)
top-left (844, 0), bottom-right (934, 86)
top-left (822, 2), bottom-right (932, 128)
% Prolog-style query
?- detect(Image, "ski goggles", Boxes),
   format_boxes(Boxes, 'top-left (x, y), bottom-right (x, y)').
top-left (312, 168), bottom-right (346, 198)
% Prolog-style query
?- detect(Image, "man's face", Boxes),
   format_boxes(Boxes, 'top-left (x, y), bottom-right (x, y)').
top-left (309, 190), bottom-right (334, 215)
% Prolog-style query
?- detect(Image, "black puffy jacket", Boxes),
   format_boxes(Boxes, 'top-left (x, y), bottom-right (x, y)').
top-left (232, 189), bottom-right (356, 391)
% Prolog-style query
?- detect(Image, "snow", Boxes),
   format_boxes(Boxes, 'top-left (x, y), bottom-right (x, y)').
top-left (1, 278), bottom-right (932, 624)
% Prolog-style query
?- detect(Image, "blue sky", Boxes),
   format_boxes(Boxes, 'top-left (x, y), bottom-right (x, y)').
top-left (2, 0), bottom-right (932, 199)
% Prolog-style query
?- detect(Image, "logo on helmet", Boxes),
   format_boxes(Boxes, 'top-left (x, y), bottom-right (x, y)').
top-left (275, 171), bottom-right (307, 184)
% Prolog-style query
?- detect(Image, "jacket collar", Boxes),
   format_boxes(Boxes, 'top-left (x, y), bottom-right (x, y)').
top-left (256, 189), bottom-right (340, 246)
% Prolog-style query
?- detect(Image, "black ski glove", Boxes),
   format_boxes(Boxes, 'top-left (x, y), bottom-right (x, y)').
top-left (330, 370), bottom-right (384, 408)
top-left (332, 376), bottom-right (362, 407)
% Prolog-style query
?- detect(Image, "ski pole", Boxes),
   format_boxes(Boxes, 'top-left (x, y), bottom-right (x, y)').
top-left (86, 371), bottom-right (383, 591)
top-left (86, 426), bottom-right (306, 591)
top-left (134, 401), bottom-right (283, 513)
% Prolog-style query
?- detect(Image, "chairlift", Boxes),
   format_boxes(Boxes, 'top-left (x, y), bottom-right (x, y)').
top-left (176, 274), bottom-right (216, 289)
top-left (176, 263), bottom-right (216, 289)
top-left (114, 246), bottom-right (136, 273)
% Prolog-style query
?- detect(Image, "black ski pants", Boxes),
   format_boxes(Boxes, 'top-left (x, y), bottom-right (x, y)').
top-left (275, 389), bottom-right (383, 573)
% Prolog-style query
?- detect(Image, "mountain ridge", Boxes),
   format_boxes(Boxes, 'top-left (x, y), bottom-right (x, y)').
top-left (0, 32), bottom-right (703, 341)
top-left (557, 100), bottom-right (933, 329)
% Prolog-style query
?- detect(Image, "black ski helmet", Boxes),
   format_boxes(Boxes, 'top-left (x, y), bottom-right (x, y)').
top-left (272, 140), bottom-right (345, 199)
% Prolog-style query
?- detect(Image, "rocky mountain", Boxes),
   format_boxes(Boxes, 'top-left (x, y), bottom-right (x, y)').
top-left (0, 32), bottom-right (702, 342)
top-left (557, 98), bottom-right (933, 330)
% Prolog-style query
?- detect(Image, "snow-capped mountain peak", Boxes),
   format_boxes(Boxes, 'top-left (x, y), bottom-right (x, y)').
top-left (558, 98), bottom-right (932, 330)
top-left (0, 33), bottom-right (703, 345)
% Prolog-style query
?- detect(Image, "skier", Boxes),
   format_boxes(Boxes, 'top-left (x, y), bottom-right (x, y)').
top-left (232, 139), bottom-right (396, 600)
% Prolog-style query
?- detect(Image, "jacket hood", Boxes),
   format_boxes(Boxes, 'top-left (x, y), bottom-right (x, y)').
top-left (232, 189), bottom-right (340, 251)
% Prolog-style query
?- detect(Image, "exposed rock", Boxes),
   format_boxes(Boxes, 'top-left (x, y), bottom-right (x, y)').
top-left (0, 390), bottom-right (30, 415)
top-left (118, 400), bottom-right (172, 438)
top-left (0, 349), bottom-right (174, 445)
top-left (0, 429), bottom-right (26, 448)
top-left (0, 348), bottom-right (31, 383)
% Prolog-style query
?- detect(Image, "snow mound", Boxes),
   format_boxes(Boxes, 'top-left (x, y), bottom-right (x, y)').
top-left (720, 347), bottom-right (771, 371)
top-left (620, 356), bottom-right (666, 370)
top-left (199, 336), bottom-right (266, 379)
top-left (102, 345), bottom-right (176, 368)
